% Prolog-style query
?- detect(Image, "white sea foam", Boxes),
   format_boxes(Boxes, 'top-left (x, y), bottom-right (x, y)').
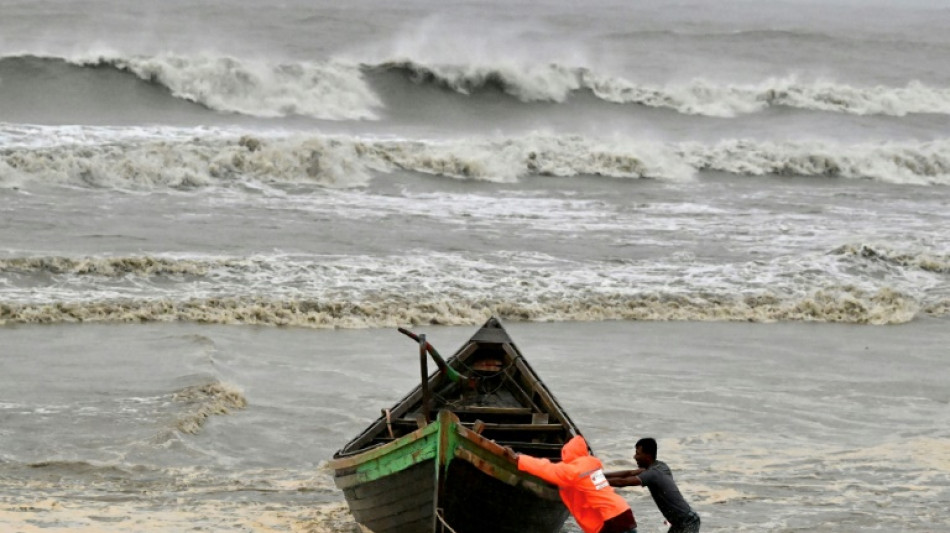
top-left (70, 53), bottom-right (382, 120)
top-left (833, 243), bottom-right (950, 274)
top-left (1, 246), bottom-right (946, 326)
top-left (584, 74), bottom-right (950, 117)
top-left (676, 138), bottom-right (950, 185)
top-left (375, 58), bottom-right (950, 117)
top-left (0, 288), bottom-right (933, 327)
top-left (4, 127), bottom-right (949, 188)
top-left (0, 123), bottom-right (206, 149)
top-left (11, 50), bottom-right (949, 119)
top-left (173, 381), bottom-right (247, 435)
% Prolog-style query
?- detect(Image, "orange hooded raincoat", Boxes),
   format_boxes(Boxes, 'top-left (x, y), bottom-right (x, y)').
top-left (517, 435), bottom-right (633, 533)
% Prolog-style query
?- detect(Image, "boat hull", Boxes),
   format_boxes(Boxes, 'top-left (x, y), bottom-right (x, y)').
top-left (441, 458), bottom-right (568, 533)
top-left (342, 459), bottom-right (436, 533)
top-left (331, 411), bottom-right (568, 533)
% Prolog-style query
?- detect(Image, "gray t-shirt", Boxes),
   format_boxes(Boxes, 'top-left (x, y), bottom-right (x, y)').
top-left (637, 460), bottom-right (693, 524)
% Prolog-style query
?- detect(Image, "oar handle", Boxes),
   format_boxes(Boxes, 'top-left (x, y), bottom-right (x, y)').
top-left (398, 327), bottom-right (465, 382)
top-left (419, 334), bottom-right (431, 423)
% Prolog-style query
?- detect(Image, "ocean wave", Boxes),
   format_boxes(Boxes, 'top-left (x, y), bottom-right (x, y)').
top-left (173, 381), bottom-right (247, 435)
top-left (3, 53), bottom-right (948, 119)
top-left (1, 244), bottom-right (948, 325)
top-left (376, 59), bottom-right (950, 117)
top-left (375, 59), bottom-right (584, 103)
top-left (0, 288), bottom-right (941, 328)
top-left (0, 132), bottom-right (375, 188)
top-left (587, 77), bottom-right (950, 118)
top-left (97, 54), bottom-right (382, 120)
top-left (676, 139), bottom-right (950, 185)
top-left (3, 129), bottom-right (949, 187)
top-left (0, 53), bottom-right (382, 121)
top-left (0, 256), bottom-right (229, 277)
top-left (833, 244), bottom-right (950, 274)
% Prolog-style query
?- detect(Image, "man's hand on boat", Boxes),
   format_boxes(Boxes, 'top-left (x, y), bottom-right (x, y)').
top-left (501, 445), bottom-right (520, 462)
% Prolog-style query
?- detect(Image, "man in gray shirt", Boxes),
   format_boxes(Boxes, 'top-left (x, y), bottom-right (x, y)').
top-left (605, 438), bottom-right (700, 533)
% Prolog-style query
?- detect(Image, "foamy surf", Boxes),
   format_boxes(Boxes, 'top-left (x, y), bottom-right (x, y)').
top-left (0, 256), bottom-right (220, 276)
top-left (379, 59), bottom-right (950, 117)
top-left (173, 382), bottom-right (247, 435)
top-left (3, 128), bottom-right (949, 187)
top-left (5, 53), bottom-right (950, 120)
top-left (0, 287), bottom-right (942, 327)
top-left (833, 244), bottom-right (950, 274)
top-left (1, 244), bottom-right (947, 327)
top-left (73, 54), bottom-right (383, 121)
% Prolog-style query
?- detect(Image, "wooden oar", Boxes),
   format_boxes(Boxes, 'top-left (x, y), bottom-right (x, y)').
top-left (398, 327), bottom-right (466, 383)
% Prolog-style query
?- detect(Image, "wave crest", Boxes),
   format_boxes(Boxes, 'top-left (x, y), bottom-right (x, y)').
top-left (173, 381), bottom-right (247, 435)
top-left (0, 288), bottom-right (938, 328)
top-left (677, 139), bottom-right (950, 184)
top-left (586, 76), bottom-right (950, 117)
top-left (3, 130), bottom-right (949, 187)
top-left (74, 54), bottom-right (382, 120)
top-left (834, 244), bottom-right (950, 274)
top-left (4, 53), bottom-right (948, 119)
top-left (377, 59), bottom-right (950, 117)
top-left (377, 59), bottom-right (583, 103)
top-left (116, 55), bottom-right (950, 118)
top-left (0, 256), bottom-right (223, 277)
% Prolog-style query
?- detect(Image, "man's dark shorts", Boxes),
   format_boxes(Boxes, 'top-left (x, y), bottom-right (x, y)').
top-left (600, 508), bottom-right (637, 533)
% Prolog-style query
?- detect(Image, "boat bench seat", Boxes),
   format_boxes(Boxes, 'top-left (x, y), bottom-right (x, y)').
top-left (462, 422), bottom-right (564, 431)
top-left (387, 418), bottom-right (563, 432)
top-left (450, 407), bottom-right (534, 415)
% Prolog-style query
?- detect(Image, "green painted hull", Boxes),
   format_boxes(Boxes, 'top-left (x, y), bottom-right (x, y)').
top-left (332, 411), bottom-right (567, 533)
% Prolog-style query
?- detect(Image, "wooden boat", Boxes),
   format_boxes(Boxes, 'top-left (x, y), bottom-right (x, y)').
top-left (330, 316), bottom-right (583, 533)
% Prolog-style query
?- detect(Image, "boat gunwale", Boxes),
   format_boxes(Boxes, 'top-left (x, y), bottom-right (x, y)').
top-left (333, 319), bottom-right (581, 459)
top-left (331, 410), bottom-right (561, 500)
top-left (330, 417), bottom-right (440, 470)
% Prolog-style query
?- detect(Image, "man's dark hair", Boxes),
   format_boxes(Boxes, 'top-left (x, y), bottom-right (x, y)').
top-left (636, 437), bottom-right (657, 459)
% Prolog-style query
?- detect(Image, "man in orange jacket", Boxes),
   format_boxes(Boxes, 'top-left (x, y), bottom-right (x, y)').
top-left (510, 435), bottom-right (637, 533)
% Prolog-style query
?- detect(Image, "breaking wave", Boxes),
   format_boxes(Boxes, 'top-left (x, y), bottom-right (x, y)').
top-left (2, 128), bottom-right (949, 187)
top-left (675, 139), bottom-right (950, 185)
top-left (833, 244), bottom-right (950, 274)
top-left (378, 59), bottom-right (950, 117)
top-left (0, 256), bottom-right (229, 277)
top-left (57, 53), bottom-right (382, 120)
top-left (2, 241), bottom-right (947, 328)
top-left (173, 381), bottom-right (247, 435)
top-left (0, 288), bottom-right (944, 328)
top-left (3, 53), bottom-right (949, 119)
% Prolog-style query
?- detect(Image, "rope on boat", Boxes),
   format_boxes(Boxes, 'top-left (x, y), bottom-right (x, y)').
top-left (436, 509), bottom-right (458, 533)
top-left (383, 408), bottom-right (394, 439)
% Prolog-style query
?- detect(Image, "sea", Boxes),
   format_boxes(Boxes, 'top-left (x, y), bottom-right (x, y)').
top-left (1, 0), bottom-right (948, 531)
